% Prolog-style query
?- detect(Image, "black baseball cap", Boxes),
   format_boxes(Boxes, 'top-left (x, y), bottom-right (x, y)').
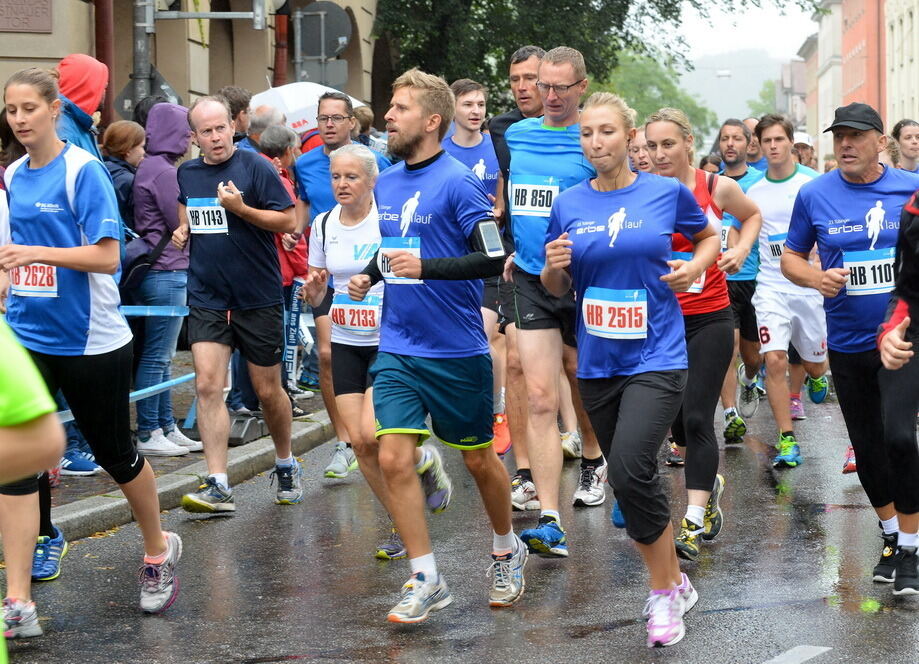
top-left (823, 102), bottom-right (884, 134)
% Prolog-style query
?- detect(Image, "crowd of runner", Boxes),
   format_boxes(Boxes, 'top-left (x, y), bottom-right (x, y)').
top-left (2, 43), bottom-right (919, 650)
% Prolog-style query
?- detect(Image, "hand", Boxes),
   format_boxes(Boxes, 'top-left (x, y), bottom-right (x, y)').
top-left (348, 274), bottom-right (371, 301)
top-left (502, 252), bottom-right (516, 282)
top-left (717, 246), bottom-right (749, 275)
top-left (661, 258), bottom-right (702, 293)
top-left (818, 267), bottom-right (849, 298)
top-left (217, 180), bottom-right (245, 215)
top-left (303, 269), bottom-right (329, 301)
top-left (172, 225), bottom-right (189, 250)
top-left (544, 233), bottom-right (572, 271)
top-left (386, 250), bottom-right (422, 279)
top-left (488, 194), bottom-right (504, 221)
top-left (282, 232), bottom-right (301, 251)
top-left (881, 316), bottom-right (914, 370)
top-left (0, 244), bottom-right (42, 271)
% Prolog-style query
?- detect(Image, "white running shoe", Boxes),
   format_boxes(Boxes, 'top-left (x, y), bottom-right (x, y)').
top-left (572, 462), bottom-right (607, 507)
top-left (511, 474), bottom-right (540, 511)
top-left (560, 431), bottom-right (582, 459)
top-left (137, 429), bottom-right (189, 457)
top-left (165, 428), bottom-right (203, 452)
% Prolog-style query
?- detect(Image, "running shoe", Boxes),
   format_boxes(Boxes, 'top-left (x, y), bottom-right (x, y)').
top-left (610, 500), bottom-right (627, 528)
top-left (722, 408), bottom-right (746, 444)
top-left (677, 572), bottom-right (698, 613)
top-left (737, 364), bottom-right (764, 419)
top-left (139, 531), bottom-right (182, 614)
top-left (893, 546), bottom-right (919, 595)
top-left (136, 429), bottom-right (190, 457)
top-left (296, 373), bottom-right (321, 391)
top-left (805, 374), bottom-right (829, 404)
top-left (324, 441), bottom-right (358, 478)
top-left (32, 525), bottom-right (67, 582)
top-left (488, 534), bottom-right (528, 607)
top-left (375, 528), bottom-right (407, 561)
top-left (773, 433), bottom-right (803, 468)
top-left (842, 445), bottom-right (857, 474)
top-left (790, 397), bottom-right (806, 421)
top-left (387, 572), bottom-right (453, 623)
top-left (873, 532), bottom-right (898, 583)
top-left (644, 588), bottom-right (686, 648)
top-left (271, 459), bottom-right (304, 505)
top-left (59, 448), bottom-right (101, 476)
top-left (572, 461), bottom-right (607, 507)
top-left (493, 413), bottom-right (511, 456)
top-left (417, 445), bottom-right (452, 513)
top-left (47, 463), bottom-right (62, 488)
top-left (181, 476), bottom-right (236, 513)
top-left (665, 440), bottom-right (684, 467)
top-left (510, 474), bottom-right (539, 511)
top-left (675, 518), bottom-right (703, 561)
top-left (2, 598), bottom-right (42, 639)
top-left (757, 364), bottom-right (767, 392)
top-left (560, 430), bottom-right (582, 459)
top-left (702, 474), bottom-right (725, 542)
top-left (291, 404), bottom-right (307, 418)
top-left (521, 516), bottom-right (568, 557)
top-left (164, 427), bottom-right (203, 452)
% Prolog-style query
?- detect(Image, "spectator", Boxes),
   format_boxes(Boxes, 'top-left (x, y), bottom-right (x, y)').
top-left (56, 54), bottom-right (108, 160)
top-left (699, 153), bottom-right (721, 173)
top-left (238, 105), bottom-right (284, 152)
top-left (132, 94), bottom-right (168, 129)
top-left (352, 105), bottom-right (389, 158)
top-left (102, 120), bottom-right (145, 231)
top-left (216, 85), bottom-right (252, 144)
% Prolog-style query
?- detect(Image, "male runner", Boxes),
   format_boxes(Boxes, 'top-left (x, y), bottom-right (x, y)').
top-left (743, 117), bottom-right (769, 170)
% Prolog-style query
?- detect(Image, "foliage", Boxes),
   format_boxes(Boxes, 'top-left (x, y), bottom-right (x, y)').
top-left (747, 79), bottom-right (779, 118)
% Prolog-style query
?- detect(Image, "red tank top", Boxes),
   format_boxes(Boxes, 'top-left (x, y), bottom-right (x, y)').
top-left (671, 169), bottom-right (730, 316)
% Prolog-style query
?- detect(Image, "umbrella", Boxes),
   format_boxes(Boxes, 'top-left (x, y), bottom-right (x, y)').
top-left (250, 82), bottom-right (364, 135)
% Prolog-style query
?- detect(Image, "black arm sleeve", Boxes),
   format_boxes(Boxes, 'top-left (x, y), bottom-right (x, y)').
top-left (420, 219), bottom-right (506, 280)
top-left (359, 250), bottom-right (384, 286)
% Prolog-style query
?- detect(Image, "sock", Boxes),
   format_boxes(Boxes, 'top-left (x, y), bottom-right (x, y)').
top-left (881, 516), bottom-right (900, 535)
top-left (581, 454), bottom-right (604, 469)
top-left (685, 505), bottom-right (705, 526)
top-left (493, 529), bottom-right (516, 555)
top-left (137, 431), bottom-right (152, 442)
top-left (724, 407), bottom-right (737, 418)
top-left (38, 474), bottom-right (54, 539)
top-left (410, 552), bottom-right (437, 578)
top-left (899, 530), bottom-right (919, 549)
top-left (275, 455), bottom-right (294, 468)
top-left (740, 371), bottom-right (755, 387)
top-left (781, 431), bottom-right (794, 439)
top-left (144, 550), bottom-right (167, 565)
top-left (540, 509), bottom-right (560, 523)
top-left (790, 392), bottom-right (801, 400)
top-left (517, 468), bottom-right (532, 482)
top-left (493, 389), bottom-right (505, 415)
top-left (415, 446), bottom-right (432, 471)
top-left (162, 426), bottom-right (175, 435)
top-left (210, 473), bottom-right (229, 490)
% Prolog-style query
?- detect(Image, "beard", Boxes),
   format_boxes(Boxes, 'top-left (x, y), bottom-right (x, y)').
top-left (388, 128), bottom-right (423, 161)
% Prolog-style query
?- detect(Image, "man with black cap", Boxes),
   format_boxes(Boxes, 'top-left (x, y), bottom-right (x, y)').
top-left (782, 102), bottom-right (919, 594)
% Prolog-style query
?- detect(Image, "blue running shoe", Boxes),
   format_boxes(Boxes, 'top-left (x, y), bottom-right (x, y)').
top-left (611, 501), bottom-right (627, 528)
top-left (805, 374), bottom-right (829, 404)
top-left (59, 449), bottom-right (100, 476)
top-left (757, 364), bottom-right (766, 392)
top-left (773, 433), bottom-right (803, 468)
top-left (32, 525), bottom-right (68, 581)
top-left (520, 516), bottom-right (568, 557)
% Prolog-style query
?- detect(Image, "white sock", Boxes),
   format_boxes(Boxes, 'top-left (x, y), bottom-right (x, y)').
top-left (540, 509), bottom-right (560, 523)
top-left (493, 389), bottom-right (505, 415)
top-left (275, 455), bottom-right (294, 468)
top-left (881, 515), bottom-right (900, 535)
top-left (685, 505), bottom-right (705, 526)
top-left (493, 529), bottom-right (515, 554)
top-left (899, 530), bottom-right (919, 549)
top-left (210, 473), bottom-right (229, 490)
top-left (415, 446), bottom-right (431, 471)
top-left (410, 552), bottom-right (437, 578)
top-left (740, 370), bottom-right (756, 387)
top-left (724, 407), bottom-right (737, 417)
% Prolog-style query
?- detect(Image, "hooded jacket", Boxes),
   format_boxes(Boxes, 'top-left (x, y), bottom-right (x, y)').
top-left (55, 54), bottom-right (108, 160)
top-left (133, 103), bottom-right (192, 271)
top-left (103, 156), bottom-right (136, 230)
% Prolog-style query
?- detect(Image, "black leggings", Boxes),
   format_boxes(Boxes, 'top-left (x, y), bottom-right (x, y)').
top-left (671, 307), bottom-right (734, 492)
top-left (0, 341), bottom-right (144, 496)
top-left (580, 370), bottom-right (686, 545)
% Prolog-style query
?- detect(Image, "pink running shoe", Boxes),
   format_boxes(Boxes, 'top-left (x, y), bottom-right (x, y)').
top-left (644, 588), bottom-right (686, 648)
top-left (790, 397), bottom-right (806, 420)
top-left (677, 572), bottom-right (698, 612)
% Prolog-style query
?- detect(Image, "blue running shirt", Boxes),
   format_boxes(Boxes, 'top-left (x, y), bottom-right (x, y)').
top-left (373, 152), bottom-right (491, 359)
top-left (441, 133), bottom-right (500, 198)
top-left (506, 118), bottom-right (594, 275)
top-left (723, 166), bottom-right (764, 281)
top-left (545, 174), bottom-right (708, 378)
top-left (786, 165), bottom-right (919, 352)
top-left (2, 143), bottom-right (131, 356)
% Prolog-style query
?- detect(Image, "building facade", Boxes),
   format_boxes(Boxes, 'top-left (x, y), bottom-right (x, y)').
top-left (841, 0), bottom-right (885, 124)
top-left (798, 33), bottom-right (819, 143)
top-left (887, 0), bottom-right (919, 125)
top-left (814, 0), bottom-right (843, 161)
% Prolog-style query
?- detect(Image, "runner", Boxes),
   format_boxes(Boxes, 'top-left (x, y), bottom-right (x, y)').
top-left (794, 132), bottom-right (817, 170)
top-left (629, 127), bottom-right (656, 174)
top-left (543, 91), bottom-right (718, 647)
top-left (505, 46), bottom-right (607, 559)
top-left (744, 113), bottom-right (828, 469)
top-left (891, 119), bottom-right (919, 173)
top-left (783, 102), bottom-right (919, 592)
top-left (645, 107), bottom-right (762, 561)
top-left (217, 85), bottom-right (252, 146)
top-left (348, 68), bottom-right (525, 622)
top-left (173, 95), bottom-right (302, 512)
top-left (743, 117), bottom-right (768, 170)
top-left (0, 68), bottom-right (181, 627)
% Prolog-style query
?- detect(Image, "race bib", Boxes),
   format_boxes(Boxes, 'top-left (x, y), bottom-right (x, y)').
top-left (844, 247), bottom-right (895, 296)
top-left (767, 232), bottom-right (786, 260)
top-left (672, 252), bottom-right (705, 294)
top-left (720, 223), bottom-right (730, 252)
top-left (330, 293), bottom-right (382, 335)
top-left (9, 263), bottom-right (58, 297)
top-left (378, 237), bottom-right (423, 285)
top-left (582, 287), bottom-right (647, 339)
top-left (509, 174), bottom-right (560, 218)
top-left (186, 197), bottom-right (229, 234)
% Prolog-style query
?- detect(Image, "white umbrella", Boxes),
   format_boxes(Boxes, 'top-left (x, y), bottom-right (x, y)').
top-left (250, 81), bottom-right (364, 135)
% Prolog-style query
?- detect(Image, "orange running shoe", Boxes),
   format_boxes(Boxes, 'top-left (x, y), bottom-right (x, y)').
top-left (493, 413), bottom-right (512, 456)
top-left (842, 445), bottom-right (857, 474)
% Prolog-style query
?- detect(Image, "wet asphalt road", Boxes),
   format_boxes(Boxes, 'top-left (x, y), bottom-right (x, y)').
top-left (7, 393), bottom-right (919, 664)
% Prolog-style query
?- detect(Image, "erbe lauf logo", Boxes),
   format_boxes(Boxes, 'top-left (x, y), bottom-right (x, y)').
top-left (866, 200), bottom-right (884, 250)
top-left (34, 201), bottom-right (63, 213)
top-left (574, 206), bottom-right (643, 243)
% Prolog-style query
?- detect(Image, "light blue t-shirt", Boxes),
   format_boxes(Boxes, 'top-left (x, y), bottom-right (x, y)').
top-left (441, 133), bottom-right (500, 198)
top-left (723, 166), bottom-right (764, 281)
top-left (545, 174), bottom-right (708, 378)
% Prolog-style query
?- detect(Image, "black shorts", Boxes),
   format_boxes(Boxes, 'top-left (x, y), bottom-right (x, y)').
top-left (188, 305), bottom-right (284, 367)
top-left (727, 279), bottom-right (758, 343)
top-left (497, 277), bottom-right (515, 333)
top-left (331, 342), bottom-right (377, 396)
top-left (511, 266), bottom-right (577, 347)
top-left (312, 286), bottom-right (334, 318)
top-left (482, 276), bottom-right (500, 314)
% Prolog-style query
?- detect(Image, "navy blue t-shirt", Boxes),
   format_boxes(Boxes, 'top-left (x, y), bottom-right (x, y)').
top-left (177, 148), bottom-right (294, 310)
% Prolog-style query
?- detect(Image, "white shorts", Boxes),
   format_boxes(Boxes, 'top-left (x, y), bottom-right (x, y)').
top-left (751, 288), bottom-right (827, 361)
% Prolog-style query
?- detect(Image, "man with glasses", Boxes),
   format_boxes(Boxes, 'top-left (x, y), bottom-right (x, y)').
top-left (504, 46), bottom-right (606, 558)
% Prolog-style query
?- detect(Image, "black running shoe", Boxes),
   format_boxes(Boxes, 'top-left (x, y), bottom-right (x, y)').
top-left (873, 532), bottom-right (897, 583)
top-left (893, 546), bottom-right (919, 595)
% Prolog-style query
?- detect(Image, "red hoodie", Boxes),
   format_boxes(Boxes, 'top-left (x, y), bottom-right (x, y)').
top-left (57, 54), bottom-right (108, 116)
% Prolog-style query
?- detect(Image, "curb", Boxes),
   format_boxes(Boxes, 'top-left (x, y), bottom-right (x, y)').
top-left (51, 412), bottom-right (335, 541)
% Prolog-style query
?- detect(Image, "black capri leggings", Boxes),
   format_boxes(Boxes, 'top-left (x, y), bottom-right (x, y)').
top-left (580, 370), bottom-right (686, 545)
top-left (0, 341), bottom-right (144, 496)
top-left (671, 306), bottom-right (735, 492)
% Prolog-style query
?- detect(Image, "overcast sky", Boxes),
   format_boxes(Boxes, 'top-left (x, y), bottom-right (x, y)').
top-left (678, 2), bottom-right (819, 61)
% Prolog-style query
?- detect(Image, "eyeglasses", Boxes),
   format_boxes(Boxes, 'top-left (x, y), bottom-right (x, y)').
top-left (535, 79), bottom-right (585, 95)
top-left (317, 114), bottom-right (352, 124)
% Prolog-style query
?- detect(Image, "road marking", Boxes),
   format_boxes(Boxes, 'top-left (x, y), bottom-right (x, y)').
top-left (763, 645), bottom-right (832, 664)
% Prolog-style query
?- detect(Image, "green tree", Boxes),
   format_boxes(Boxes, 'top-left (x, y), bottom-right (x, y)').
top-left (747, 79), bottom-right (779, 117)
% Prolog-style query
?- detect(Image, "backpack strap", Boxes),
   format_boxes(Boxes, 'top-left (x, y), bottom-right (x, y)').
top-left (319, 210), bottom-right (333, 253)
